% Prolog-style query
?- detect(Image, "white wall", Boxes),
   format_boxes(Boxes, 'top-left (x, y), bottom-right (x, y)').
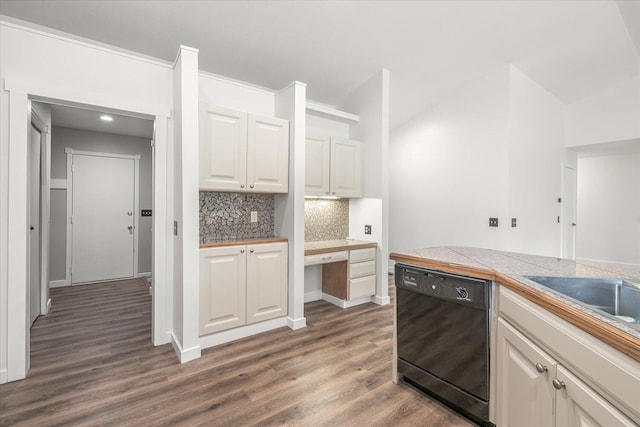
top-left (565, 75), bottom-right (640, 147)
top-left (576, 152), bottom-right (640, 265)
top-left (390, 66), bottom-right (511, 254)
top-left (507, 66), bottom-right (575, 256)
top-left (0, 19), bottom-right (174, 382)
top-left (49, 126), bottom-right (153, 280)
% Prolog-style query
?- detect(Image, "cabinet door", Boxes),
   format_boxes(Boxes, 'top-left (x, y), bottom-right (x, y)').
top-left (330, 138), bottom-right (363, 198)
top-left (555, 365), bottom-right (636, 427)
top-left (199, 104), bottom-right (247, 191)
top-left (496, 318), bottom-right (556, 427)
top-left (305, 136), bottom-right (330, 196)
top-left (199, 246), bottom-right (246, 335)
top-left (246, 242), bottom-right (288, 324)
top-left (247, 114), bottom-right (289, 193)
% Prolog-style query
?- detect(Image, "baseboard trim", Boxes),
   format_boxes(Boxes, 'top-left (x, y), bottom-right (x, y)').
top-left (287, 316), bottom-right (307, 330)
top-left (49, 279), bottom-right (69, 288)
top-left (322, 293), bottom-right (373, 309)
top-left (304, 290), bottom-right (322, 303)
top-left (137, 272), bottom-right (152, 278)
top-left (170, 332), bottom-right (201, 363)
top-left (0, 368), bottom-right (7, 384)
top-left (200, 317), bottom-right (288, 350)
top-left (373, 295), bottom-right (391, 306)
top-left (46, 298), bottom-right (52, 314)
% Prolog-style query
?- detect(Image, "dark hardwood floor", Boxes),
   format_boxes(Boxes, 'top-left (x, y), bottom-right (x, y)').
top-left (0, 276), bottom-right (473, 426)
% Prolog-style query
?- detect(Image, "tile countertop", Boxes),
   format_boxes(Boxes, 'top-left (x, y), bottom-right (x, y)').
top-left (200, 237), bottom-right (288, 248)
top-left (390, 246), bottom-right (640, 362)
top-left (304, 239), bottom-right (377, 255)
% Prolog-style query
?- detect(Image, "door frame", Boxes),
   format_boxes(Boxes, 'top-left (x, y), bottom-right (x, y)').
top-left (3, 79), bottom-right (171, 383)
top-left (66, 149), bottom-right (141, 285)
top-left (30, 109), bottom-right (50, 316)
top-left (560, 162), bottom-right (577, 260)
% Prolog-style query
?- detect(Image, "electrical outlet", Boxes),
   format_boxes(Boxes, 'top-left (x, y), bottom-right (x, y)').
top-left (251, 211), bottom-right (258, 223)
top-left (364, 224), bottom-right (372, 235)
top-left (511, 218), bottom-right (517, 227)
top-left (489, 218), bottom-right (499, 227)
top-left (141, 209), bottom-right (152, 217)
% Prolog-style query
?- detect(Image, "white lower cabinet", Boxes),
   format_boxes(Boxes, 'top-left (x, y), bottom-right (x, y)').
top-left (496, 288), bottom-right (638, 427)
top-left (200, 242), bottom-right (287, 336)
top-left (555, 365), bottom-right (635, 427)
top-left (496, 318), bottom-right (556, 427)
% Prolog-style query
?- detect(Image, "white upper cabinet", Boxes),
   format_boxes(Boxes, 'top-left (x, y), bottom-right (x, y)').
top-left (330, 138), bottom-right (363, 198)
top-left (305, 136), bottom-right (363, 198)
top-left (305, 136), bottom-right (331, 196)
top-left (200, 105), bottom-right (247, 191)
top-left (247, 114), bottom-right (289, 193)
top-left (200, 103), bottom-right (289, 193)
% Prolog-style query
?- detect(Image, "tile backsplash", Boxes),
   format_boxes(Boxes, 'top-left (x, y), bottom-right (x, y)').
top-left (200, 192), bottom-right (274, 243)
top-left (305, 199), bottom-right (349, 241)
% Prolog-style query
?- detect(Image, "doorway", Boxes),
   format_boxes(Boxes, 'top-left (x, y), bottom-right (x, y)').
top-left (561, 163), bottom-right (577, 259)
top-left (28, 122), bottom-right (42, 326)
top-left (4, 86), bottom-right (170, 383)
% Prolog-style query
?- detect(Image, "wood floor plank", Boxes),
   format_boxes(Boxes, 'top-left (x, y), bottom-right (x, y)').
top-left (0, 275), bottom-right (474, 427)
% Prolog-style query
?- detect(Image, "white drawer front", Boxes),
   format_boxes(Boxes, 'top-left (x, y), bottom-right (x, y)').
top-left (304, 250), bottom-right (348, 266)
top-left (349, 260), bottom-right (375, 279)
top-left (350, 275), bottom-right (376, 300)
top-left (350, 247), bottom-right (376, 263)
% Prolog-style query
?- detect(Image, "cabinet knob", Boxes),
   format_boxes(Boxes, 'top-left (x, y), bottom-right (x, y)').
top-left (250, 249), bottom-right (254, 253)
top-left (250, 184), bottom-right (254, 189)
top-left (332, 192), bottom-right (336, 195)
top-left (326, 192), bottom-right (329, 195)
top-left (240, 184), bottom-right (245, 188)
top-left (240, 249), bottom-right (245, 253)
top-left (552, 378), bottom-right (566, 390)
top-left (535, 363), bottom-right (548, 374)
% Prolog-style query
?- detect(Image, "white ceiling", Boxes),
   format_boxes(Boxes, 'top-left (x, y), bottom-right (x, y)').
top-left (2, 1), bottom-right (639, 129)
top-left (48, 104), bottom-right (154, 139)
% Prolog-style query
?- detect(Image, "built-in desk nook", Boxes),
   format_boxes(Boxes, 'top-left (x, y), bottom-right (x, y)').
top-left (304, 240), bottom-right (377, 308)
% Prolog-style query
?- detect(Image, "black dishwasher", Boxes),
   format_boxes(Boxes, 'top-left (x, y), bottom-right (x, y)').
top-left (396, 264), bottom-right (493, 426)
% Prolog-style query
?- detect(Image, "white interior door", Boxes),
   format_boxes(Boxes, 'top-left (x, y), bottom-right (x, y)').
top-left (71, 152), bottom-right (137, 284)
top-left (561, 164), bottom-right (577, 259)
top-left (29, 124), bottom-right (41, 326)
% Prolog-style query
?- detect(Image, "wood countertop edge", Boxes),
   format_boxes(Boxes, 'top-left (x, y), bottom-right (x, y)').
top-left (200, 237), bottom-right (288, 248)
top-left (390, 252), bottom-right (640, 362)
top-left (305, 242), bottom-right (377, 256)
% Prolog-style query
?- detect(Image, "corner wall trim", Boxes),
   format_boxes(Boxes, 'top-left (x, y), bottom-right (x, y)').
top-left (171, 332), bottom-right (201, 363)
top-left (0, 369), bottom-right (7, 384)
top-left (373, 295), bottom-right (391, 306)
top-left (287, 317), bottom-right (307, 330)
top-left (322, 293), bottom-right (373, 309)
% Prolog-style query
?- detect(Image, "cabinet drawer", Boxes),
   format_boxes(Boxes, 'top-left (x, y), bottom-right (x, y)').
top-left (350, 247), bottom-right (376, 263)
top-left (350, 275), bottom-right (376, 300)
top-left (349, 260), bottom-right (375, 279)
top-left (304, 251), bottom-right (348, 266)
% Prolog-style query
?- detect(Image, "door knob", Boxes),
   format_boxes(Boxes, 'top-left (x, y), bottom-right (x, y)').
top-left (127, 225), bottom-right (133, 231)
top-left (572, 223), bottom-right (576, 226)
top-left (127, 211), bottom-right (133, 216)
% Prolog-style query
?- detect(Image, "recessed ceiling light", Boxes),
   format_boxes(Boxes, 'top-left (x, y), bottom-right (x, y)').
top-left (100, 115), bottom-right (113, 122)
